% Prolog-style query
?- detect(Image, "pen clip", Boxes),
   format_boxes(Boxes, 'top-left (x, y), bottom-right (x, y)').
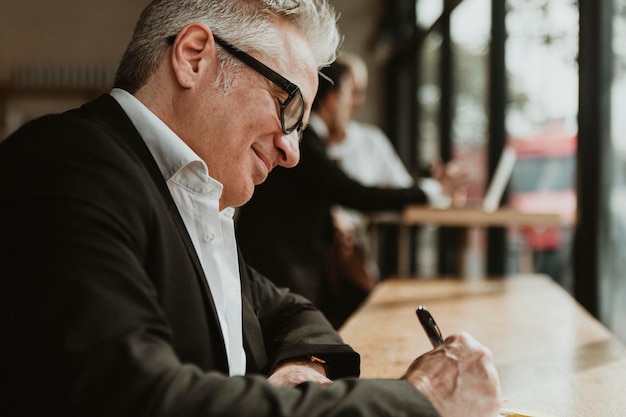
top-left (416, 305), bottom-right (445, 348)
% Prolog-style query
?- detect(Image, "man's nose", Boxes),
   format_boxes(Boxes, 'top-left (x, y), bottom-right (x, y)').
top-left (274, 132), bottom-right (300, 168)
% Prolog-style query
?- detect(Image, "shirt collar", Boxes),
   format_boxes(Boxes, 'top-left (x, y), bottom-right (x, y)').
top-left (110, 89), bottom-right (231, 212)
top-left (110, 88), bottom-right (204, 181)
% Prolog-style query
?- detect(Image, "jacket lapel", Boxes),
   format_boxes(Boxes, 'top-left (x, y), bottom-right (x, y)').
top-left (82, 95), bottom-right (208, 283)
top-left (238, 255), bottom-right (268, 373)
top-left (80, 95), bottom-right (229, 372)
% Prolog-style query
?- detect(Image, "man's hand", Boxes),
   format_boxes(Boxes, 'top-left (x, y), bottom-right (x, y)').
top-left (402, 332), bottom-right (502, 417)
top-left (267, 358), bottom-right (332, 388)
top-left (431, 159), bottom-right (468, 207)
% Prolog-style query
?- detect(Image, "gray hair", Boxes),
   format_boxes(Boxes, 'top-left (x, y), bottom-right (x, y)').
top-left (114, 0), bottom-right (341, 93)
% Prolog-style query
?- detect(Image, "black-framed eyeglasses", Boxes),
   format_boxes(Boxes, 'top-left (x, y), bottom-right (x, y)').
top-left (167, 34), bottom-right (304, 138)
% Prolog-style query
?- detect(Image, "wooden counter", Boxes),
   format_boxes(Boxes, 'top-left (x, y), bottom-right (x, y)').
top-left (339, 275), bottom-right (626, 416)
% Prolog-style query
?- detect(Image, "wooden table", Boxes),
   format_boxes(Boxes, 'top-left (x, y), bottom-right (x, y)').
top-left (371, 206), bottom-right (568, 228)
top-left (369, 206), bottom-right (571, 277)
top-left (400, 206), bottom-right (570, 227)
top-left (339, 275), bottom-right (626, 417)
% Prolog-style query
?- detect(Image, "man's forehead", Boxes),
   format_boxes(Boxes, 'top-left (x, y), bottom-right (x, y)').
top-left (281, 52), bottom-right (318, 105)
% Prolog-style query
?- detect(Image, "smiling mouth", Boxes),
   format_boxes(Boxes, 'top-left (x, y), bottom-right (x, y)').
top-left (252, 147), bottom-right (273, 181)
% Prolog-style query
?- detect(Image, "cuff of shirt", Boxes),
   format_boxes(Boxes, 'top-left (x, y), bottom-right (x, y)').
top-left (418, 178), bottom-right (451, 208)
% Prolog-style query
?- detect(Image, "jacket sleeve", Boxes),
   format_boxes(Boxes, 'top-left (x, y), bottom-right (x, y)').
top-left (241, 262), bottom-right (360, 379)
top-left (294, 131), bottom-right (428, 211)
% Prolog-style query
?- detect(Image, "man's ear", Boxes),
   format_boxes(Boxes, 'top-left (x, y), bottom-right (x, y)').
top-left (170, 23), bottom-right (217, 88)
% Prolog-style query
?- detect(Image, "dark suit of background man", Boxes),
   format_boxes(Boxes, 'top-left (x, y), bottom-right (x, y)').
top-left (0, 1), bottom-right (501, 416)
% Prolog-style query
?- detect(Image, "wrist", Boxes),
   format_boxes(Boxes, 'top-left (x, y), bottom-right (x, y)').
top-left (285, 355), bottom-right (328, 377)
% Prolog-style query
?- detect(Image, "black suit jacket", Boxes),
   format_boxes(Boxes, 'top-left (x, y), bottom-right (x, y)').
top-left (0, 95), bottom-right (438, 417)
top-left (236, 127), bottom-right (427, 313)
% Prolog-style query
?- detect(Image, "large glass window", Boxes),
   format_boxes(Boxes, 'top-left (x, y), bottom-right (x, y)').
top-left (412, 0), bottom-right (624, 342)
top-left (417, 0), bottom-right (490, 198)
top-left (415, 0), bottom-right (490, 277)
top-left (604, 0), bottom-right (626, 341)
top-left (505, 0), bottom-right (579, 288)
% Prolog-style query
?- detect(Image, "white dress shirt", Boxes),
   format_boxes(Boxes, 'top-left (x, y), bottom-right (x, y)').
top-left (110, 89), bottom-right (246, 376)
top-left (327, 121), bottom-right (414, 188)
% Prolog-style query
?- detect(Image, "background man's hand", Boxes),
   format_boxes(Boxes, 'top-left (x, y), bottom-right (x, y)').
top-left (402, 332), bottom-right (502, 417)
top-left (431, 158), bottom-right (468, 207)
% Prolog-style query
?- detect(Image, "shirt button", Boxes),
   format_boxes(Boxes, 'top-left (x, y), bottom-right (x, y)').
top-left (203, 232), bottom-right (215, 242)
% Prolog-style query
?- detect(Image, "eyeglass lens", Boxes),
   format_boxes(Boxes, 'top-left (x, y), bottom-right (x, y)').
top-left (283, 94), bottom-right (304, 134)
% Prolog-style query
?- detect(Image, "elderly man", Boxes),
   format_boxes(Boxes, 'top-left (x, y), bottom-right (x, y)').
top-left (0, 1), bottom-right (500, 416)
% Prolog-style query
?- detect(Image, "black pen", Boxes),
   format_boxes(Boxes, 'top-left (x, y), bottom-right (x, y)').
top-left (416, 306), bottom-right (445, 348)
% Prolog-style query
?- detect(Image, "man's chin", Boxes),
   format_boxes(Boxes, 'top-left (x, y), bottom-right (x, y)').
top-left (228, 184), bottom-right (257, 209)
